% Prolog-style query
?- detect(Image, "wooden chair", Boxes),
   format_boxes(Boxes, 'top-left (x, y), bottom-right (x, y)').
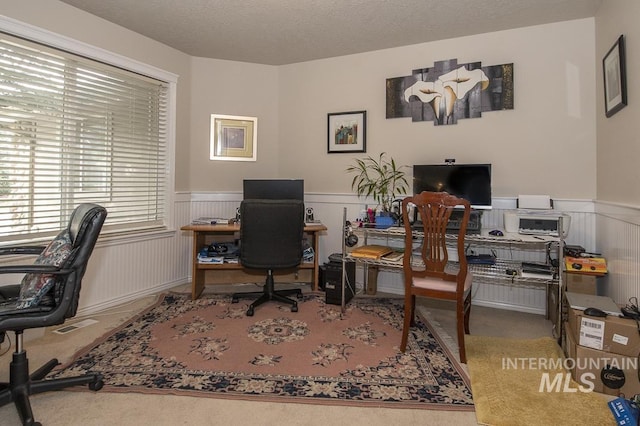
top-left (400, 191), bottom-right (472, 363)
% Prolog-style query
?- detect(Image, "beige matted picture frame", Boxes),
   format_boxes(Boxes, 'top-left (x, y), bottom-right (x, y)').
top-left (210, 114), bottom-right (257, 161)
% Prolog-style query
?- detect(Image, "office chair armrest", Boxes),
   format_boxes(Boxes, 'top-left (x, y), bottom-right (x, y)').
top-left (0, 264), bottom-right (69, 275)
top-left (0, 246), bottom-right (47, 256)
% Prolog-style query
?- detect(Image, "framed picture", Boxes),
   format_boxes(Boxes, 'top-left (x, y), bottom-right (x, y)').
top-left (603, 35), bottom-right (627, 118)
top-left (327, 110), bottom-right (366, 153)
top-left (210, 114), bottom-right (257, 161)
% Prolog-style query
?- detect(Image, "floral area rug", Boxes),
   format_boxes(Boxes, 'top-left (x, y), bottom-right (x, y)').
top-left (52, 292), bottom-right (473, 410)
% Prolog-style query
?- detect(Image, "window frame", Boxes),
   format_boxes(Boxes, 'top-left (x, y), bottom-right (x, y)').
top-left (0, 16), bottom-right (178, 244)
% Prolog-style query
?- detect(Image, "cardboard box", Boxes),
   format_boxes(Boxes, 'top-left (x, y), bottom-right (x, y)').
top-left (563, 271), bottom-right (597, 295)
top-left (566, 325), bottom-right (640, 396)
top-left (567, 308), bottom-right (640, 357)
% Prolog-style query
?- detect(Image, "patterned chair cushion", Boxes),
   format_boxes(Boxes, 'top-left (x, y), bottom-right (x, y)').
top-left (17, 230), bottom-right (73, 309)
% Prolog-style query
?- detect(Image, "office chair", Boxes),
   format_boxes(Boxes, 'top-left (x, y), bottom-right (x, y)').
top-left (400, 192), bottom-right (473, 363)
top-left (231, 199), bottom-right (305, 316)
top-left (0, 203), bottom-right (107, 425)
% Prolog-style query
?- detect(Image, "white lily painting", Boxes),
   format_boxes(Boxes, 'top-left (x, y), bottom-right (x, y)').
top-left (386, 59), bottom-right (513, 125)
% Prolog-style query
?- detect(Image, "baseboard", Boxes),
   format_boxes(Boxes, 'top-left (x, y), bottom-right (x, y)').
top-left (75, 278), bottom-right (189, 317)
top-left (472, 299), bottom-right (545, 315)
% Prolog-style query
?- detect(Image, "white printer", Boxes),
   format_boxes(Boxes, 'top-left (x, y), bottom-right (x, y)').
top-left (503, 195), bottom-right (571, 238)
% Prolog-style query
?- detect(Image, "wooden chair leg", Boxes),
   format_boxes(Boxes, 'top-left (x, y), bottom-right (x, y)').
top-left (410, 295), bottom-right (416, 326)
top-left (464, 299), bottom-right (471, 334)
top-left (456, 303), bottom-right (467, 363)
top-left (400, 294), bottom-right (413, 352)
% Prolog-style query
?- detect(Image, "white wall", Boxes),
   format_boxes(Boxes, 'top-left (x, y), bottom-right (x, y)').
top-left (277, 19), bottom-right (597, 199)
top-left (189, 58), bottom-right (280, 190)
top-left (593, 1), bottom-right (640, 304)
top-left (184, 18), bottom-right (598, 201)
top-left (596, 0), bottom-right (640, 205)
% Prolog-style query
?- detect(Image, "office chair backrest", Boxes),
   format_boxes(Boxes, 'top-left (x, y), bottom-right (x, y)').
top-left (61, 203), bottom-right (108, 317)
top-left (0, 204), bottom-right (106, 332)
top-left (240, 199), bottom-right (304, 270)
top-left (402, 191), bottom-right (470, 286)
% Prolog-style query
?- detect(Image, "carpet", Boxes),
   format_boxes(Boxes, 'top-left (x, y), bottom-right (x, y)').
top-left (52, 293), bottom-right (474, 410)
top-left (466, 335), bottom-right (616, 425)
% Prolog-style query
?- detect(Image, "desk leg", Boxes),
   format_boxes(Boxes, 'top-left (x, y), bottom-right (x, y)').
top-left (311, 230), bottom-right (320, 291)
top-left (366, 265), bottom-right (379, 295)
top-left (191, 231), bottom-right (205, 300)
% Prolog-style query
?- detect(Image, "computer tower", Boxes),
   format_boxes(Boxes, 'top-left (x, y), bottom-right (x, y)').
top-left (320, 260), bottom-right (355, 305)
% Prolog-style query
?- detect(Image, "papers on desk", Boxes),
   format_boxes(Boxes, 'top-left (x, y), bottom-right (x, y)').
top-left (197, 254), bottom-right (239, 264)
top-left (350, 245), bottom-right (393, 260)
top-left (191, 217), bottom-right (231, 225)
top-left (381, 251), bottom-right (404, 262)
top-left (197, 254), bottom-right (224, 264)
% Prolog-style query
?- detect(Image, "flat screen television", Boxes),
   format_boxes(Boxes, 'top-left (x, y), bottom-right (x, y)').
top-left (413, 164), bottom-right (492, 209)
top-left (242, 179), bottom-right (304, 201)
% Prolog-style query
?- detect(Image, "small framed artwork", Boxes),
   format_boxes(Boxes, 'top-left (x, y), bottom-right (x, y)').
top-left (603, 35), bottom-right (627, 118)
top-left (327, 110), bottom-right (366, 153)
top-left (210, 114), bottom-right (257, 161)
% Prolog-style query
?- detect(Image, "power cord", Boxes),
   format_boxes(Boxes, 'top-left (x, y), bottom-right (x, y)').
top-left (620, 297), bottom-right (640, 340)
top-left (0, 332), bottom-right (12, 357)
top-left (621, 297), bottom-right (640, 320)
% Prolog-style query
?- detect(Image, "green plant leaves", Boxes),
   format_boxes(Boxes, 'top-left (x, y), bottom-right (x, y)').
top-left (345, 152), bottom-right (408, 211)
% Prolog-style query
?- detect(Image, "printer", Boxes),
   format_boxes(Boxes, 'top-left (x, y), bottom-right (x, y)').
top-left (503, 195), bottom-right (571, 238)
top-left (504, 211), bottom-right (571, 237)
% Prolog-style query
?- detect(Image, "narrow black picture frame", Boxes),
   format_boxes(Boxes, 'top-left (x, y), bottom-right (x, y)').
top-left (603, 35), bottom-right (627, 118)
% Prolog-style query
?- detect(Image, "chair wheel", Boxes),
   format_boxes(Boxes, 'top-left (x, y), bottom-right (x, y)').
top-left (89, 378), bottom-right (103, 391)
top-left (246, 307), bottom-right (254, 316)
top-left (291, 304), bottom-right (298, 313)
top-left (296, 293), bottom-right (303, 300)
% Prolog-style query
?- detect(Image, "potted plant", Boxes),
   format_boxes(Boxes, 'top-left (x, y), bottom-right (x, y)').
top-left (346, 152), bottom-right (409, 224)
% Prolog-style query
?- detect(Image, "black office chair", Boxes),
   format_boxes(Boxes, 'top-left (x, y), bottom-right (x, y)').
top-left (231, 199), bottom-right (305, 316)
top-left (0, 203), bottom-right (107, 426)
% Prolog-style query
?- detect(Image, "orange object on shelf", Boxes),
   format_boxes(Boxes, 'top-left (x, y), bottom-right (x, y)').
top-left (565, 256), bottom-right (607, 276)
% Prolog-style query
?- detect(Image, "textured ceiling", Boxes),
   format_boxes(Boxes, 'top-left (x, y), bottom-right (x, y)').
top-left (60, 0), bottom-right (602, 65)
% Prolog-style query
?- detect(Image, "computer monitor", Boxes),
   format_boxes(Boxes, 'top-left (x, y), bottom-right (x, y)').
top-left (242, 179), bottom-right (304, 201)
top-left (412, 164), bottom-right (492, 209)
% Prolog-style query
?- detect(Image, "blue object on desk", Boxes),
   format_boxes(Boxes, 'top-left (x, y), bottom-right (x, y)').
top-left (466, 254), bottom-right (496, 265)
top-left (375, 215), bottom-right (395, 229)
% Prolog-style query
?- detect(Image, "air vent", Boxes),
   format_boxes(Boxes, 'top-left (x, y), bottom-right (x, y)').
top-left (53, 319), bottom-right (98, 335)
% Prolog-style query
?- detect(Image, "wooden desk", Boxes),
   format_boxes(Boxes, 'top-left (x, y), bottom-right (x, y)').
top-left (181, 223), bottom-right (327, 300)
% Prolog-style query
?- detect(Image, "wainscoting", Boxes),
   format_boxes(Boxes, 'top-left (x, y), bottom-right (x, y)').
top-left (3, 193), bottom-right (636, 317)
top-left (595, 201), bottom-right (640, 305)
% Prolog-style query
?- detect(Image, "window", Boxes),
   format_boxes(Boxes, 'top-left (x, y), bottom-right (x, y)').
top-left (0, 32), bottom-right (169, 242)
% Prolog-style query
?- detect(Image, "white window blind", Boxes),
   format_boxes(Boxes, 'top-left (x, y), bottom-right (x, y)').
top-left (0, 33), bottom-right (168, 242)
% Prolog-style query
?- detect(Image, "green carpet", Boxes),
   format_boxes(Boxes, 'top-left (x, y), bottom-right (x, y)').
top-left (466, 335), bottom-right (616, 425)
